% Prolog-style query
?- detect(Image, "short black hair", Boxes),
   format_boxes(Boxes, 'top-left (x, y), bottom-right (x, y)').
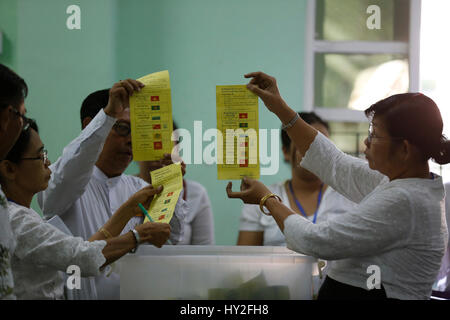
top-left (5, 118), bottom-right (38, 163)
top-left (281, 112), bottom-right (329, 150)
top-left (0, 63), bottom-right (28, 110)
top-left (80, 89), bottom-right (109, 126)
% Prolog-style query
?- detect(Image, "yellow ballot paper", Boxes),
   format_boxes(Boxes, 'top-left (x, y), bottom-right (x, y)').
top-left (130, 70), bottom-right (174, 161)
top-left (144, 163), bottom-right (183, 224)
top-left (216, 85), bottom-right (259, 180)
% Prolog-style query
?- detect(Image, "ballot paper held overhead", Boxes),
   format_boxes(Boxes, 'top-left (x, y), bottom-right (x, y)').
top-left (130, 70), bottom-right (174, 161)
top-left (216, 85), bottom-right (260, 180)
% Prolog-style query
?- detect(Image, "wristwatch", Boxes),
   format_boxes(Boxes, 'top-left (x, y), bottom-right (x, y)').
top-left (130, 229), bottom-right (141, 253)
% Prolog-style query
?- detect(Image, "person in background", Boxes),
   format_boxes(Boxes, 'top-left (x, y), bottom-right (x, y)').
top-left (237, 112), bottom-right (355, 247)
top-left (227, 71), bottom-right (449, 300)
top-left (138, 120), bottom-right (215, 245)
top-left (37, 83), bottom-right (187, 300)
top-left (0, 63), bottom-right (27, 299)
top-left (1, 118), bottom-right (171, 299)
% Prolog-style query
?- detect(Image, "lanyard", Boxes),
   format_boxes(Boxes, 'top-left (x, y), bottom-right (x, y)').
top-left (7, 198), bottom-right (17, 205)
top-left (288, 181), bottom-right (324, 224)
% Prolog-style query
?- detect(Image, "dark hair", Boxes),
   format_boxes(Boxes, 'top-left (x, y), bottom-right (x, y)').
top-left (5, 118), bottom-right (38, 163)
top-left (365, 93), bottom-right (450, 165)
top-left (0, 64), bottom-right (28, 110)
top-left (281, 112), bottom-right (329, 149)
top-left (80, 89), bottom-right (109, 126)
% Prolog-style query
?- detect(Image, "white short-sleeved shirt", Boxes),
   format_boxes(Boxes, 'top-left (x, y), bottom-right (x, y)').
top-left (239, 181), bottom-right (356, 246)
top-left (8, 202), bottom-right (106, 300)
top-left (434, 183), bottom-right (450, 291)
top-left (0, 188), bottom-right (15, 300)
top-left (178, 179), bottom-right (215, 245)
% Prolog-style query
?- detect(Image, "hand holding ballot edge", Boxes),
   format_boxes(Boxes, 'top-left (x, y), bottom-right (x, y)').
top-left (244, 72), bottom-right (286, 114)
top-left (226, 177), bottom-right (272, 205)
top-left (245, 72), bottom-right (299, 126)
top-left (104, 79), bottom-right (145, 119)
top-left (245, 71), bottom-right (319, 158)
top-left (226, 177), bottom-right (291, 232)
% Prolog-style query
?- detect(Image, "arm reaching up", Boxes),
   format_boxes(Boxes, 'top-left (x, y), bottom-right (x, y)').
top-left (38, 79), bottom-right (145, 218)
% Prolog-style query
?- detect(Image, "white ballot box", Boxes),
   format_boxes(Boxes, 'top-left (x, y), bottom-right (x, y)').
top-left (118, 245), bottom-right (316, 300)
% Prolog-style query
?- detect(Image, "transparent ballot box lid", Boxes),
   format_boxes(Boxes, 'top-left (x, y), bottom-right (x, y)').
top-left (118, 245), bottom-right (317, 300)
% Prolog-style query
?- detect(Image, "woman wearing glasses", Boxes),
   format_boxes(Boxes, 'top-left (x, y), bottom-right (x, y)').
top-left (238, 112), bottom-right (356, 246)
top-left (227, 72), bottom-right (450, 300)
top-left (0, 119), bottom-right (171, 299)
top-left (0, 63), bottom-right (28, 300)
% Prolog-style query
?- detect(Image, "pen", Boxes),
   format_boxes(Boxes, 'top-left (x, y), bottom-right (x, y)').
top-left (138, 203), bottom-right (172, 245)
top-left (138, 203), bottom-right (154, 222)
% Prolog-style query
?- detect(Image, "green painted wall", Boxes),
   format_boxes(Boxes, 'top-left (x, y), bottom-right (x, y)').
top-left (1, 0), bottom-right (307, 244)
top-left (0, 0), bottom-right (18, 69)
top-left (117, 0), bottom-right (307, 244)
top-left (9, 0), bottom-right (118, 214)
top-left (16, 0), bottom-right (117, 157)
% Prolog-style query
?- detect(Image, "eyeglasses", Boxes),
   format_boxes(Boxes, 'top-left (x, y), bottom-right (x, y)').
top-left (113, 121), bottom-right (131, 137)
top-left (21, 149), bottom-right (48, 164)
top-left (367, 122), bottom-right (403, 145)
top-left (9, 108), bottom-right (29, 131)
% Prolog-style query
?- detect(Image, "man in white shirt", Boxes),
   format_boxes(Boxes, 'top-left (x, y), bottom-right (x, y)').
top-left (38, 83), bottom-right (186, 300)
top-left (0, 63), bottom-right (28, 300)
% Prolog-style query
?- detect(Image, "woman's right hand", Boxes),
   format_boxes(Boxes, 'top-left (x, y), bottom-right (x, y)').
top-left (226, 177), bottom-right (272, 205)
top-left (244, 72), bottom-right (287, 114)
top-left (135, 222), bottom-right (171, 248)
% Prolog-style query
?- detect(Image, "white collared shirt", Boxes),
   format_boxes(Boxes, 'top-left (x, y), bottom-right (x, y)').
top-left (8, 202), bottom-right (106, 300)
top-left (434, 183), bottom-right (450, 291)
top-left (178, 179), bottom-right (215, 245)
top-left (284, 132), bottom-right (448, 299)
top-left (37, 109), bottom-right (186, 300)
top-left (0, 187), bottom-right (15, 300)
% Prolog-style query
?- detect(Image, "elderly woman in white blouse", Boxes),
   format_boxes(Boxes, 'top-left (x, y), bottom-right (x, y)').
top-left (0, 119), bottom-right (171, 299)
top-left (227, 72), bottom-right (449, 300)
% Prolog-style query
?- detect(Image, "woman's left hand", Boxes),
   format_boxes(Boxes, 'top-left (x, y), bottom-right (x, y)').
top-left (226, 177), bottom-right (272, 205)
top-left (125, 185), bottom-right (164, 217)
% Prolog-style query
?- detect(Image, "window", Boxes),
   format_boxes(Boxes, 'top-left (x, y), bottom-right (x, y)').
top-left (420, 0), bottom-right (450, 182)
top-left (304, 0), bottom-right (422, 123)
top-left (329, 121), bottom-right (369, 158)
